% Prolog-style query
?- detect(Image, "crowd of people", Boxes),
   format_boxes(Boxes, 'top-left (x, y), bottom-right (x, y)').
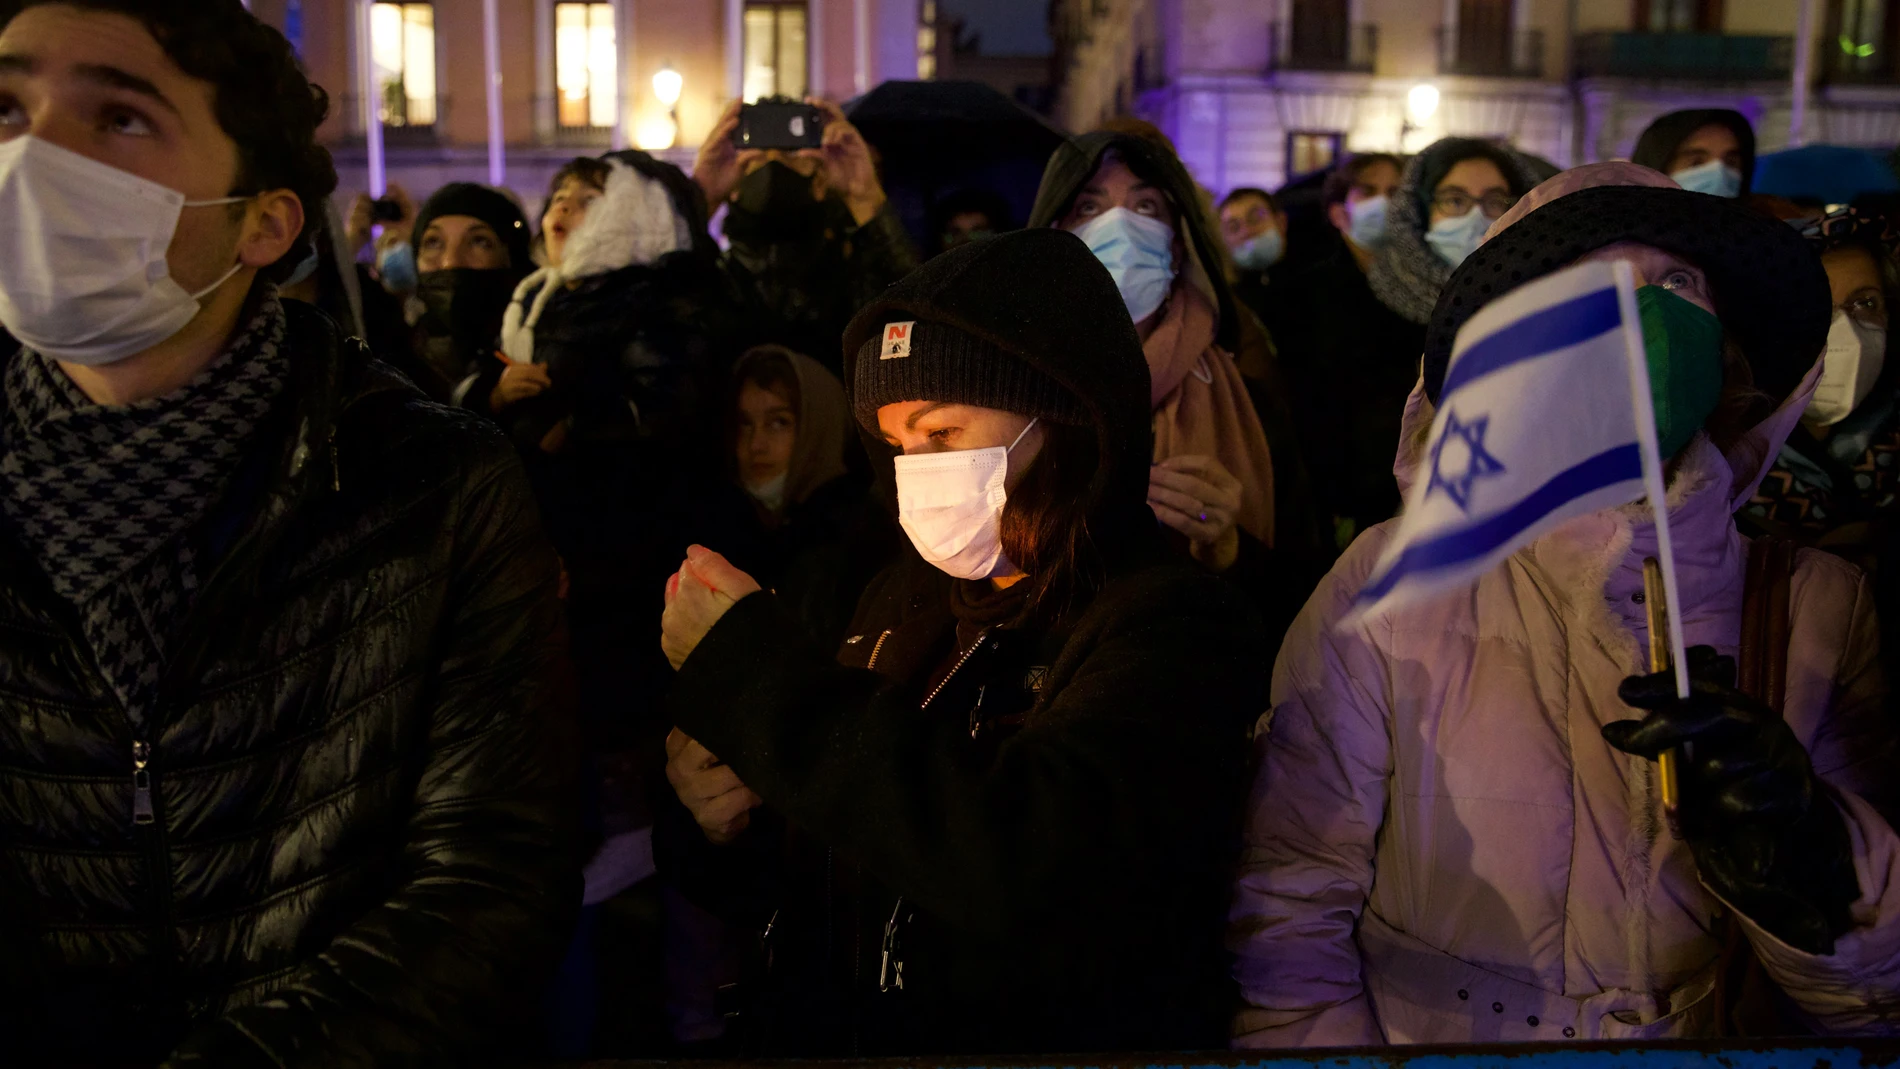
top-left (3, 1), bottom-right (1900, 1065)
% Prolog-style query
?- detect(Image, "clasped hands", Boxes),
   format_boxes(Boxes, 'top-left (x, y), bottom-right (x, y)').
top-left (661, 546), bottom-right (765, 845)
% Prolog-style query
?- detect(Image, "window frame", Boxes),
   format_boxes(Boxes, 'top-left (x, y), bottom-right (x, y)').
top-left (367, 0), bottom-right (439, 131)
top-left (742, 0), bottom-right (810, 102)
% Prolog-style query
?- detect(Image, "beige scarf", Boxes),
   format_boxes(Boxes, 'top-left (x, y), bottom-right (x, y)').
top-left (1144, 284), bottom-right (1277, 545)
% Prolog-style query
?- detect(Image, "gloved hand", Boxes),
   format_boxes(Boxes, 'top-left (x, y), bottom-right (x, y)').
top-left (1602, 645), bottom-right (1859, 955)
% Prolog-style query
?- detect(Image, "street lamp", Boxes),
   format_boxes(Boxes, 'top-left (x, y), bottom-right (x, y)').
top-left (1401, 82), bottom-right (1440, 151)
top-left (649, 65), bottom-right (683, 150)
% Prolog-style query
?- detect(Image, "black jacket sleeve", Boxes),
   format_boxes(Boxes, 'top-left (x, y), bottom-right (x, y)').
top-left (165, 453), bottom-right (584, 1068)
top-left (665, 570), bottom-right (1264, 941)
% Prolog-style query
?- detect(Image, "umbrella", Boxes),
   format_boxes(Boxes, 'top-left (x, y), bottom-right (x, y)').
top-left (1753, 144), bottom-right (1900, 206)
top-left (846, 80), bottom-right (1070, 253)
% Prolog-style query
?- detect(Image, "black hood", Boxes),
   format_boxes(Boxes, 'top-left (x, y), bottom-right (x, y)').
top-left (842, 227), bottom-right (1155, 545)
top-left (1630, 109), bottom-right (1758, 196)
top-left (1026, 131), bottom-right (1243, 353)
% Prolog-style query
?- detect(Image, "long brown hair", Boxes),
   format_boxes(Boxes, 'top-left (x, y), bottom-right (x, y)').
top-left (998, 422), bottom-right (1111, 625)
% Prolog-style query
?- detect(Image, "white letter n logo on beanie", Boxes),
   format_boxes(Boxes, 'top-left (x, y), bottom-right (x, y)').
top-left (881, 321), bottom-right (915, 360)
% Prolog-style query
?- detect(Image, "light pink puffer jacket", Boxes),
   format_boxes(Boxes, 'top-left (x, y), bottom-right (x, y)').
top-left (1231, 370), bottom-right (1900, 1046)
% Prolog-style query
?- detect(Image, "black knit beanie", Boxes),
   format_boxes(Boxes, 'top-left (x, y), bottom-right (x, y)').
top-left (411, 182), bottom-right (534, 270)
top-left (852, 319), bottom-right (1086, 432)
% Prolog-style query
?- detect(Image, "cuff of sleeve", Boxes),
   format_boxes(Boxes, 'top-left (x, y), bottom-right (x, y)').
top-left (1705, 789), bottom-right (1900, 1027)
top-left (665, 591), bottom-right (811, 761)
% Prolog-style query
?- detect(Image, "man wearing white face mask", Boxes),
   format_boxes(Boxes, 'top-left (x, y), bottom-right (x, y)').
top-left (0, 2), bottom-right (580, 1065)
top-left (655, 228), bottom-right (1267, 1056)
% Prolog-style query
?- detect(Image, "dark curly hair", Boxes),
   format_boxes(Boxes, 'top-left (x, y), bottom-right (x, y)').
top-left (3, 0), bottom-right (338, 281)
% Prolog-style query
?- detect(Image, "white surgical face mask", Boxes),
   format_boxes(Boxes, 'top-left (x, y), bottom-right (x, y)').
top-left (893, 418), bottom-right (1038, 581)
top-left (0, 136), bottom-right (249, 367)
top-left (1071, 207), bottom-right (1177, 325)
top-left (1347, 194), bottom-right (1390, 251)
top-left (1671, 159), bottom-right (1744, 199)
top-left (1425, 207), bottom-right (1488, 269)
top-left (745, 471), bottom-right (789, 513)
top-left (1807, 309), bottom-right (1889, 427)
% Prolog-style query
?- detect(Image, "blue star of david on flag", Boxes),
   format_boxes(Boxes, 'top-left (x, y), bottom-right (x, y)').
top-left (1425, 410), bottom-right (1506, 513)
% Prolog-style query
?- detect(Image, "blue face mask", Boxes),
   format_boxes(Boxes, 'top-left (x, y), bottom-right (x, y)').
top-left (1071, 206), bottom-right (1178, 324)
top-left (1670, 159), bottom-right (1744, 199)
top-left (1425, 208), bottom-right (1489, 269)
top-left (282, 245), bottom-right (321, 289)
top-left (378, 242), bottom-right (419, 293)
top-left (1231, 230), bottom-right (1285, 272)
top-left (1347, 194), bottom-right (1389, 251)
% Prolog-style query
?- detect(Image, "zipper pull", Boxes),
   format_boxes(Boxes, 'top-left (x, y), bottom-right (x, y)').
top-left (328, 429), bottom-right (340, 493)
top-left (131, 741), bottom-right (154, 826)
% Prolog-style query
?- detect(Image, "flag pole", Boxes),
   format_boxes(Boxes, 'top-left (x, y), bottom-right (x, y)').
top-left (1612, 262), bottom-right (1694, 812)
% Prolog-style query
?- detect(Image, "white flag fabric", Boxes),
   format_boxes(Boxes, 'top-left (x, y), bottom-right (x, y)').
top-left (1352, 259), bottom-right (1667, 621)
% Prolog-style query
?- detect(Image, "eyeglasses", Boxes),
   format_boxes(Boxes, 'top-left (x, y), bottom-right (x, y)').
top-left (1431, 189), bottom-right (1519, 220)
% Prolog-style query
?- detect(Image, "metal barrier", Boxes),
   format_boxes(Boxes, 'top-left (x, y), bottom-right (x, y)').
top-left (541, 1038), bottom-right (1900, 1069)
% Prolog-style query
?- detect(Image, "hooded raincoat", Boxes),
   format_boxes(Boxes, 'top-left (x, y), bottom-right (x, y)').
top-left (1231, 169), bottom-right (1900, 1047)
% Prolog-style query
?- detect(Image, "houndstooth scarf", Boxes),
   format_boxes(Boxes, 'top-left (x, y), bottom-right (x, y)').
top-left (0, 295), bottom-right (290, 718)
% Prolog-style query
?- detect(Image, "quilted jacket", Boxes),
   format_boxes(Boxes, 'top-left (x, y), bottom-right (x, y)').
top-left (0, 300), bottom-right (582, 1066)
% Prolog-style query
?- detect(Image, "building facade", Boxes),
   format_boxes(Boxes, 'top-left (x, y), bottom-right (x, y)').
top-left (250, 0), bottom-right (932, 213)
top-left (1053, 0), bottom-right (1900, 196)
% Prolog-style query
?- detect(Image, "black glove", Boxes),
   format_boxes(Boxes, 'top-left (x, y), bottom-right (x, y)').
top-left (1602, 645), bottom-right (1859, 955)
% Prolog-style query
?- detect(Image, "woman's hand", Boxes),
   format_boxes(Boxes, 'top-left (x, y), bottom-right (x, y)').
top-left (665, 729), bottom-right (764, 845)
top-left (492, 362), bottom-right (551, 412)
top-left (693, 100), bottom-right (763, 209)
top-left (370, 181), bottom-right (418, 252)
top-left (799, 98), bottom-right (885, 226)
top-left (1149, 454), bottom-right (1244, 572)
top-left (661, 545), bottom-right (763, 670)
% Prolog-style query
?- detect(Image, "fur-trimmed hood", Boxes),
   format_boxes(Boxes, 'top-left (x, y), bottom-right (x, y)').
top-left (501, 151), bottom-right (708, 365)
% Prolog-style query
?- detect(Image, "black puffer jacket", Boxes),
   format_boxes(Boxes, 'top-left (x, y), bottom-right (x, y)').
top-left (0, 302), bottom-right (582, 1066)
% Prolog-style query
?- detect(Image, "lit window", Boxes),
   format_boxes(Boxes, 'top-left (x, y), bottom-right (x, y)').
top-left (1287, 131), bottom-right (1344, 178)
top-left (743, 2), bottom-right (808, 102)
top-left (556, 2), bottom-right (618, 129)
top-left (370, 2), bottom-right (436, 127)
top-left (1837, 0), bottom-right (1888, 72)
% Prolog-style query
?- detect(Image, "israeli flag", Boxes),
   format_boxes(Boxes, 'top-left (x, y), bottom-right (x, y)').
top-left (1350, 260), bottom-right (1687, 653)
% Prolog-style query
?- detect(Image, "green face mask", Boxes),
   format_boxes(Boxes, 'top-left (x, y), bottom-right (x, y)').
top-left (1637, 285), bottom-right (1725, 459)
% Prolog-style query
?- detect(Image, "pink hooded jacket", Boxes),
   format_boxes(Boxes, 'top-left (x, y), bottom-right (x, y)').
top-left (1230, 167), bottom-right (1900, 1046)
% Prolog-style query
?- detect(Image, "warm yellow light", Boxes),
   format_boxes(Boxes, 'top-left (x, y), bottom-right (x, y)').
top-left (653, 66), bottom-right (683, 108)
top-left (634, 115), bottom-right (679, 150)
top-left (1407, 83), bottom-right (1441, 123)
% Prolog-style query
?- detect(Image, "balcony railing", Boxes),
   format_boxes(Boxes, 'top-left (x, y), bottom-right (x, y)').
top-left (1437, 27), bottom-right (1545, 77)
top-left (1572, 32), bottom-right (1794, 79)
top-left (1268, 20), bottom-right (1378, 74)
top-left (336, 92), bottom-right (445, 144)
top-left (536, 95), bottom-right (618, 148)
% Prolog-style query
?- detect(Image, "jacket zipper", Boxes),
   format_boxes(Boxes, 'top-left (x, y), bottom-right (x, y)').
top-left (131, 740), bottom-right (154, 825)
top-left (921, 627), bottom-right (990, 710)
top-left (865, 629), bottom-right (891, 670)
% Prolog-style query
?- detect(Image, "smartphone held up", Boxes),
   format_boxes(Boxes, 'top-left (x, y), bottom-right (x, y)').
top-left (732, 101), bottom-right (826, 151)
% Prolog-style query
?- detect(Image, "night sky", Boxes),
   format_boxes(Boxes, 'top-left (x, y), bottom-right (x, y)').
top-left (944, 0), bottom-right (1053, 55)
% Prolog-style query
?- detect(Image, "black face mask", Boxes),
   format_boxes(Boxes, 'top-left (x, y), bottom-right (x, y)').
top-left (723, 161), bottom-right (829, 246)
top-left (416, 268), bottom-right (517, 357)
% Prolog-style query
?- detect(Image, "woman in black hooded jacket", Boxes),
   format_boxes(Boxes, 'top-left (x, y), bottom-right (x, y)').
top-left (653, 228), bottom-right (1267, 1056)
